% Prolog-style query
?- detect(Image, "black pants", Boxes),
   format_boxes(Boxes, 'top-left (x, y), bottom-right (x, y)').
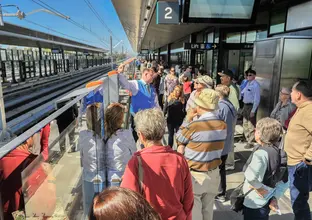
top-left (158, 94), bottom-right (164, 110)
top-left (243, 203), bottom-right (270, 220)
top-left (131, 115), bottom-right (138, 142)
top-left (57, 121), bottom-right (76, 152)
top-left (184, 93), bottom-right (191, 102)
top-left (167, 122), bottom-right (181, 148)
top-left (218, 155), bottom-right (228, 195)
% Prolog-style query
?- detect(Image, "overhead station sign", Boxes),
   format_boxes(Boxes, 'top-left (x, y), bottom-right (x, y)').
top-left (182, 0), bottom-right (258, 23)
top-left (156, 1), bottom-right (180, 24)
top-left (189, 0), bottom-right (255, 19)
top-left (51, 48), bottom-right (62, 54)
top-left (184, 43), bottom-right (218, 50)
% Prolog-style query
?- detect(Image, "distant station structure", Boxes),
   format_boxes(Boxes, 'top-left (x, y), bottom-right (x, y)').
top-left (0, 22), bottom-right (108, 84)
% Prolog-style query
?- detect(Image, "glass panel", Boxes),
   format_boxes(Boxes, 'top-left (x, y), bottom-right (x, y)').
top-left (207, 32), bottom-right (214, 43)
top-left (12, 50), bottom-right (19, 61)
top-left (18, 50), bottom-right (24, 60)
top-left (212, 50), bottom-right (218, 79)
top-left (241, 31), bottom-right (246, 43)
top-left (205, 50), bottom-right (213, 75)
top-left (246, 31), bottom-right (256, 43)
top-left (0, 50), bottom-right (7, 61)
top-left (214, 32), bottom-right (219, 44)
top-left (280, 38), bottom-right (312, 88)
top-left (7, 50), bottom-right (12, 61)
top-left (270, 10), bottom-right (286, 34)
top-left (228, 50), bottom-right (240, 75)
top-left (286, 1), bottom-right (312, 31)
top-left (226, 32), bottom-right (241, 43)
top-left (0, 84), bottom-right (109, 219)
top-left (256, 30), bottom-right (268, 40)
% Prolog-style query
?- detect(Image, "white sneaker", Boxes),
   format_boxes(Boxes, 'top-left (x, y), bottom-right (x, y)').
top-left (225, 165), bottom-right (235, 171)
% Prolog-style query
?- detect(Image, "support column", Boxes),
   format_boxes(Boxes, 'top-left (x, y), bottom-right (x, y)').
top-left (190, 33), bottom-right (197, 67)
top-left (61, 50), bottom-right (66, 72)
top-left (110, 35), bottom-right (113, 70)
top-left (39, 47), bottom-right (43, 77)
top-left (216, 29), bottom-right (226, 84)
top-left (75, 51), bottom-right (78, 70)
top-left (167, 44), bottom-right (171, 68)
top-left (157, 48), bottom-right (160, 63)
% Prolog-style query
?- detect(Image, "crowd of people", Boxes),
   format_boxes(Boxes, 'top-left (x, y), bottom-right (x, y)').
top-left (1, 57), bottom-right (312, 220)
top-left (82, 59), bottom-right (312, 220)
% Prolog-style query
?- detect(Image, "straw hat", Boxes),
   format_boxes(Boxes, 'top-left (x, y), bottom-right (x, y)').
top-left (194, 88), bottom-right (219, 110)
top-left (195, 75), bottom-right (213, 88)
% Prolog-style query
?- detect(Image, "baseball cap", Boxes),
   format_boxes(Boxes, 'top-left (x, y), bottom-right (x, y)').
top-left (218, 69), bottom-right (234, 79)
top-left (194, 89), bottom-right (219, 110)
top-left (195, 75), bottom-right (214, 88)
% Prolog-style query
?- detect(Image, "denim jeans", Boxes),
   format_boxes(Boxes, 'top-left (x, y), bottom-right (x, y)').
top-left (167, 123), bottom-right (180, 148)
top-left (82, 180), bottom-right (105, 219)
top-left (243, 203), bottom-right (270, 220)
top-left (288, 162), bottom-right (312, 220)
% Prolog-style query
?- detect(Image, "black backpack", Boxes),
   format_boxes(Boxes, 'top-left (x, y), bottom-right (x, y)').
top-left (230, 137), bottom-right (288, 212)
top-left (243, 136), bottom-right (288, 188)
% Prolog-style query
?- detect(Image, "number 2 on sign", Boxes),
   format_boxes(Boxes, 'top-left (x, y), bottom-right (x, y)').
top-left (165, 7), bottom-right (172, 19)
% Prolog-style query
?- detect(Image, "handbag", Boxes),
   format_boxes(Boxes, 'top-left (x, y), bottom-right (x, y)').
top-left (230, 182), bottom-right (253, 212)
top-left (137, 155), bottom-right (144, 196)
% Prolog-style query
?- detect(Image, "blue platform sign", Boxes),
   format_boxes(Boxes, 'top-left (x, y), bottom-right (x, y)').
top-left (184, 43), bottom-right (218, 50)
top-left (156, 2), bottom-right (180, 24)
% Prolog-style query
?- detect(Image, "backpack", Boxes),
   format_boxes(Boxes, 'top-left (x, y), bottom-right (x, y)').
top-left (243, 136), bottom-right (288, 188)
top-left (230, 137), bottom-right (288, 213)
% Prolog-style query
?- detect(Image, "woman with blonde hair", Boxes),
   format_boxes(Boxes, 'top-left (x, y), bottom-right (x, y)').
top-left (163, 85), bottom-right (186, 148)
top-left (79, 103), bottom-right (105, 218)
top-left (104, 103), bottom-right (136, 186)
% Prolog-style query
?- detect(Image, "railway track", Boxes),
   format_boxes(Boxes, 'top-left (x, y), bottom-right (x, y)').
top-left (3, 65), bottom-right (111, 135)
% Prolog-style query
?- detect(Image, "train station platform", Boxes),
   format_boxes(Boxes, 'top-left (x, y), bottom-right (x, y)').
top-left (0, 59), bottom-right (308, 220)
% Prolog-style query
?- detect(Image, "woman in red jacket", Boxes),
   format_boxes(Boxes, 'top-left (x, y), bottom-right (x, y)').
top-left (121, 108), bottom-right (194, 220)
top-left (0, 124), bottom-right (51, 219)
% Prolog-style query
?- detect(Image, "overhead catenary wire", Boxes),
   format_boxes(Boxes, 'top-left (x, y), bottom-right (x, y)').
top-left (29, 0), bottom-right (110, 47)
top-left (24, 19), bottom-right (97, 45)
top-left (2, 8), bottom-right (95, 44)
top-left (83, 0), bottom-right (120, 42)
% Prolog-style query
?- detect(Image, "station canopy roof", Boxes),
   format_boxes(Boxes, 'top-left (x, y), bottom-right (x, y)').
top-left (112, 0), bottom-right (272, 53)
top-left (0, 22), bottom-right (107, 53)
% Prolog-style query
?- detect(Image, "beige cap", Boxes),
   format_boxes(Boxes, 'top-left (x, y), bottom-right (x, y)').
top-left (194, 88), bottom-right (219, 110)
top-left (196, 75), bottom-right (214, 88)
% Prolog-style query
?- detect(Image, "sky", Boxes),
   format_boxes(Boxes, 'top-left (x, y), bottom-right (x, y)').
top-left (1, 0), bottom-right (133, 54)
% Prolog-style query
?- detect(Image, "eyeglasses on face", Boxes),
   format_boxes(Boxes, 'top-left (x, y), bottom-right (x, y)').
top-left (280, 91), bottom-right (290, 95)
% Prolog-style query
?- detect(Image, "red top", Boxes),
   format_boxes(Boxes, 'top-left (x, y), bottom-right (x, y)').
top-left (284, 108), bottom-right (297, 129)
top-left (183, 82), bottom-right (192, 94)
top-left (121, 146), bottom-right (193, 220)
top-left (40, 124), bottom-right (51, 161)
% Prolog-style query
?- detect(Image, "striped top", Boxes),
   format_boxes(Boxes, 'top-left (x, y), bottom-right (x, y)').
top-left (176, 112), bottom-right (227, 172)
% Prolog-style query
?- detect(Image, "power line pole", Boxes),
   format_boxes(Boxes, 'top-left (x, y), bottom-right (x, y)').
top-left (110, 35), bottom-right (113, 70)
